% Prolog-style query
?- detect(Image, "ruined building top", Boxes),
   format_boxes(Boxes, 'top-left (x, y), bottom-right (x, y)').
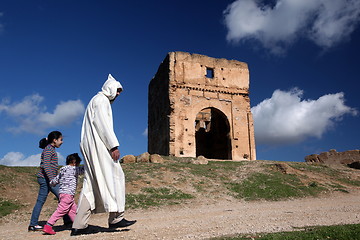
top-left (166, 52), bottom-right (250, 96)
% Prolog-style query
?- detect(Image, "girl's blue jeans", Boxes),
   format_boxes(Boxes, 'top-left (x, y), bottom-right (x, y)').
top-left (29, 177), bottom-right (71, 226)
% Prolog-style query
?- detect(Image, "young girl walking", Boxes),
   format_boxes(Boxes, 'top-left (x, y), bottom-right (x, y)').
top-left (43, 153), bottom-right (84, 235)
top-left (28, 131), bottom-right (71, 231)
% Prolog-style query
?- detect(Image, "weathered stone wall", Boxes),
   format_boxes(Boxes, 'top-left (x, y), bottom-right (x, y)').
top-left (305, 149), bottom-right (360, 165)
top-left (148, 52), bottom-right (256, 160)
top-left (148, 55), bottom-right (170, 155)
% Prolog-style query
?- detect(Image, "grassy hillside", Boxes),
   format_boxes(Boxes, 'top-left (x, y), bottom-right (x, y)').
top-left (1, 158), bottom-right (360, 218)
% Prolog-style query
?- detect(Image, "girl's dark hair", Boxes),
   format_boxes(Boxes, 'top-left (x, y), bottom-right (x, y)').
top-left (39, 131), bottom-right (62, 149)
top-left (66, 153), bottom-right (82, 165)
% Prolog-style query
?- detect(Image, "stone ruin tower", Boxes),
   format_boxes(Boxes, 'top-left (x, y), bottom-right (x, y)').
top-left (148, 52), bottom-right (256, 160)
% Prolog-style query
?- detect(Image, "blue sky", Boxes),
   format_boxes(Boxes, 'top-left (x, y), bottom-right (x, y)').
top-left (0, 0), bottom-right (359, 166)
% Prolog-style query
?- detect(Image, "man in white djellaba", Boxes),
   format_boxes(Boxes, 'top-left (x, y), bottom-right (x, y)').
top-left (71, 74), bottom-right (136, 236)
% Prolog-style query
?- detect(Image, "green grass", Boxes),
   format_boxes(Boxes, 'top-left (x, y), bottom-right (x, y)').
top-left (289, 163), bottom-right (340, 176)
top-left (0, 165), bottom-right (16, 185)
top-left (122, 160), bottom-right (351, 203)
top-left (188, 161), bottom-right (244, 179)
top-left (0, 165), bottom-right (38, 185)
top-left (289, 162), bottom-right (360, 188)
top-left (1, 160), bottom-right (359, 219)
top-left (226, 172), bottom-right (325, 201)
top-left (126, 187), bottom-right (194, 209)
top-left (213, 224), bottom-right (360, 240)
top-left (337, 177), bottom-right (360, 186)
top-left (0, 198), bottom-right (22, 217)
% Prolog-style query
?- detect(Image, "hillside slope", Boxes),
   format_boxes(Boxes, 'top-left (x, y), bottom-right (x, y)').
top-left (0, 159), bottom-right (360, 239)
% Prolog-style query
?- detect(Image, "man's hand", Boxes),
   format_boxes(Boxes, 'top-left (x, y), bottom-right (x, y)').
top-left (111, 147), bottom-right (120, 162)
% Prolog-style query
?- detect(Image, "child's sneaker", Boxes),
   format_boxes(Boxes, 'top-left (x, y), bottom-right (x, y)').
top-left (28, 225), bottom-right (43, 231)
top-left (43, 224), bottom-right (56, 235)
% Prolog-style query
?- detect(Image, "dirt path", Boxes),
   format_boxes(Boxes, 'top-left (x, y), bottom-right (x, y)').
top-left (1, 190), bottom-right (360, 240)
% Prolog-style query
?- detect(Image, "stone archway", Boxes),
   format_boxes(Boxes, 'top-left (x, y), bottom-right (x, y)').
top-left (195, 107), bottom-right (232, 160)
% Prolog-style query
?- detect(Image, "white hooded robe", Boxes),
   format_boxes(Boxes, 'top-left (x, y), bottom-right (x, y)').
top-left (79, 74), bottom-right (125, 213)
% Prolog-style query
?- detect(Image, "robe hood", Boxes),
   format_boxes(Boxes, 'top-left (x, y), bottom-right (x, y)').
top-left (100, 74), bottom-right (123, 100)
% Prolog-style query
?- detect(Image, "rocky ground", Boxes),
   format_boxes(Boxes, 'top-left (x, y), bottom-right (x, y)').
top-left (0, 189), bottom-right (359, 240)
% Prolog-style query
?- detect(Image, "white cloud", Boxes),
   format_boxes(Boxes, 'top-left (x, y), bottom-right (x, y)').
top-left (251, 88), bottom-right (358, 145)
top-left (223, 0), bottom-right (360, 55)
top-left (0, 151), bottom-right (65, 166)
top-left (0, 94), bottom-right (85, 135)
top-left (0, 152), bottom-right (40, 166)
top-left (142, 128), bottom-right (148, 137)
top-left (39, 100), bottom-right (85, 127)
top-left (0, 94), bottom-right (45, 116)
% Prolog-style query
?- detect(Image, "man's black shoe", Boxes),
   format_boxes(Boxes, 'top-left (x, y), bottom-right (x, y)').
top-left (70, 227), bottom-right (89, 236)
top-left (108, 218), bottom-right (137, 228)
top-left (63, 220), bottom-right (73, 229)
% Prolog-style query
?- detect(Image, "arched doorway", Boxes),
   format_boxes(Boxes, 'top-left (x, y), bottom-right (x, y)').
top-left (195, 108), bottom-right (232, 159)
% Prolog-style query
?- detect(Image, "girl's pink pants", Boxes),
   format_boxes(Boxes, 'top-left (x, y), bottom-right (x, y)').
top-left (48, 193), bottom-right (77, 225)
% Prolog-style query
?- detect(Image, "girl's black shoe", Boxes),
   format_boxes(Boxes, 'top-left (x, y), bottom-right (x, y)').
top-left (28, 225), bottom-right (43, 231)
